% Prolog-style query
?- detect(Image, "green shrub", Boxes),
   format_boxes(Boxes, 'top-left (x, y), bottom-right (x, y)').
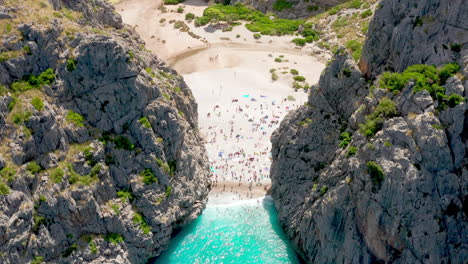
top-left (89, 240), bottom-right (98, 254)
top-left (133, 212), bottom-right (151, 234)
top-left (253, 33), bottom-right (261, 39)
top-left (12, 111), bottom-right (31, 125)
top-left (23, 45), bottom-right (32, 55)
top-left (320, 186), bottom-right (328, 195)
top-left (450, 43), bottom-right (461, 53)
top-left (343, 68), bottom-right (352, 77)
top-left (114, 136), bottom-right (135, 150)
top-left (177, 7), bottom-right (184, 13)
top-left (11, 81), bottom-right (34, 93)
top-left (66, 59), bottom-right (77, 71)
top-left (346, 146), bottom-right (358, 157)
top-left (360, 9), bottom-right (373, 18)
top-left (339, 132), bottom-right (351, 148)
top-left (141, 168), bottom-right (158, 184)
top-left (359, 98), bottom-right (397, 137)
top-left (290, 69), bottom-right (299, 75)
top-left (438, 63), bottom-right (460, 84)
top-left (117, 189), bottom-right (133, 202)
top-left (379, 63), bottom-right (463, 109)
top-left (366, 161), bottom-right (385, 189)
top-left (27, 161), bottom-right (42, 174)
top-left (0, 167), bottom-right (16, 182)
top-left (185, 12), bottom-right (195, 20)
top-left (348, 0), bottom-right (362, 9)
top-left (138, 117), bottom-right (152, 129)
top-left (61, 243), bottom-right (77, 257)
top-left (104, 233), bottom-right (124, 245)
top-left (328, 5), bottom-right (342, 15)
top-left (293, 76), bottom-right (306, 82)
top-left (165, 186), bottom-right (173, 198)
top-left (31, 97), bottom-right (44, 111)
top-left (50, 168), bottom-right (64, 183)
top-left (201, 4), bottom-right (303, 36)
top-left (271, 72), bottom-right (279, 81)
top-left (298, 117), bottom-right (312, 127)
top-left (32, 256), bottom-right (44, 264)
top-left (273, 0), bottom-right (294, 11)
top-left (0, 182), bottom-right (10, 195)
top-left (37, 68), bottom-right (56, 85)
top-left (110, 203), bottom-right (120, 215)
top-left (66, 110), bottom-right (85, 127)
top-left (194, 16), bottom-right (210, 27)
top-left (292, 38), bottom-right (306, 46)
top-left (345, 40), bottom-right (362, 61)
top-left (164, 0), bottom-right (184, 4)
top-left (7, 96), bottom-right (17, 111)
top-left (305, 35), bottom-right (318, 43)
top-left (275, 58), bottom-right (282, 63)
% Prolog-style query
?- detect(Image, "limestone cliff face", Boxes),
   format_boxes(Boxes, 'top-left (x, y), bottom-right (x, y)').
top-left (0, 0), bottom-right (211, 263)
top-left (270, 0), bottom-right (467, 263)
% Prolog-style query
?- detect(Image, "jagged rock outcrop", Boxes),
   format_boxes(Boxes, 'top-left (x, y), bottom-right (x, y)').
top-left (360, 0), bottom-right (468, 77)
top-left (271, 0), bottom-right (467, 263)
top-left (0, 0), bottom-right (210, 263)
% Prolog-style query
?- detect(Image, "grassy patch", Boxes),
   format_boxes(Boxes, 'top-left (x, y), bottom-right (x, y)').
top-left (104, 233), bottom-right (124, 245)
top-left (0, 182), bottom-right (10, 195)
top-left (0, 167), bottom-right (16, 183)
top-left (66, 110), bottom-right (85, 127)
top-left (31, 97), bottom-right (44, 111)
top-left (66, 58), bottom-right (77, 71)
top-left (50, 167), bottom-right (64, 183)
top-left (345, 40), bottom-right (362, 61)
top-left (141, 168), bottom-right (158, 185)
top-left (133, 212), bottom-right (151, 234)
top-left (117, 189), bottom-right (133, 202)
top-left (339, 132), bottom-right (352, 148)
top-left (346, 146), bottom-right (358, 157)
top-left (293, 76), bottom-right (306, 82)
top-left (26, 161), bottom-right (42, 174)
top-left (138, 117), bottom-right (152, 129)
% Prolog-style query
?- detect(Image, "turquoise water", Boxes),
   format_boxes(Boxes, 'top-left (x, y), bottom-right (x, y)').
top-left (155, 196), bottom-right (301, 264)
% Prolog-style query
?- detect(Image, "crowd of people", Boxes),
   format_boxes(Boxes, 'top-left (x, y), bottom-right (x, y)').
top-left (199, 92), bottom-right (302, 199)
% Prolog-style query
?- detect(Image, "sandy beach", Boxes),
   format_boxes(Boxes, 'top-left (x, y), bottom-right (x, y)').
top-left (115, 0), bottom-right (326, 200)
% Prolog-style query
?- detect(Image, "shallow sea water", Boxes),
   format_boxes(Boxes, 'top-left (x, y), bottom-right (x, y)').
top-left (154, 196), bottom-right (301, 264)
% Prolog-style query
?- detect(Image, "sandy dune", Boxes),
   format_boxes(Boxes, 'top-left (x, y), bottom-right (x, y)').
top-left (115, 0), bottom-right (326, 199)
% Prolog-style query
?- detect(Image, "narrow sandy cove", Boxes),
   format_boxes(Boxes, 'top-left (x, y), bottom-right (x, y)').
top-left (115, 0), bottom-right (326, 200)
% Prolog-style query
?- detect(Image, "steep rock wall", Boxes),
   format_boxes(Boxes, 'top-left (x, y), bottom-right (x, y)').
top-left (0, 0), bottom-right (211, 263)
top-left (270, 0), bottom-right (468, 263)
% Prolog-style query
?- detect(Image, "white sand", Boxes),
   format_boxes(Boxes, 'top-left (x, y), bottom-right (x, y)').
top-left (115, 0), bottom-right (326, 200)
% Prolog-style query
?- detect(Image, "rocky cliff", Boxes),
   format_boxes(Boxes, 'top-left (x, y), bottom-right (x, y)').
top-left (0, 0), bottom-right (211, 263)
top-left (270, 0), bottom-right (468, 263)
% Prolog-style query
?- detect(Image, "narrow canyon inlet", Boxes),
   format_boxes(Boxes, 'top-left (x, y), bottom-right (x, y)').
top-left (0, 0), bottom-right (466, 263)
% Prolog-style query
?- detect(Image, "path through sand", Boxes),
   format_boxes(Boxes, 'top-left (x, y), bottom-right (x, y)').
top-left (115, 0), bottom-right (326, 200)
